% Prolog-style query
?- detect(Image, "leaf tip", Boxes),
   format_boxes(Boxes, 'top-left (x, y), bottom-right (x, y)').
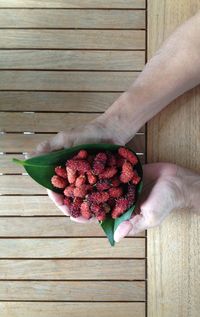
top-left (12, 158), bottom-right (25, 166)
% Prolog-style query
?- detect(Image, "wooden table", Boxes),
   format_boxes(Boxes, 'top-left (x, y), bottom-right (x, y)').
top-left (0, 1), bottom-right (199, 316)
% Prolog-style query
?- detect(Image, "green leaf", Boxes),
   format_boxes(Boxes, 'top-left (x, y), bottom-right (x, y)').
top-left (13, 143), bottom-right (143, 245)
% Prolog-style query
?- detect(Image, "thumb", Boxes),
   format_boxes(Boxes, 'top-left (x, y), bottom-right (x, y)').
top-left (114, 214), bottom-right (146, 242)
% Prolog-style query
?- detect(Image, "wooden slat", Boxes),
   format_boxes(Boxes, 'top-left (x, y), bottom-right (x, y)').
top-left (1, 113), bottom-right (99, 132)
top-left (0, 30), bottom-right (145, 49)
top-left (0, 71), bottom-right (139, 91)
top-left (0, 0), bottom-right (146, 9)
top-left (1, 113), bottom-right (146, 133)
top-left (0, 9), bottom-right (145, 29)
top-left (0, 238), bottom-right (145, 258)
top-left (0, 91), bottom-right (120, 111)
top-left (0, 154), bottom-right (145, 174)
top-left (0, 302), bottom-right (145, 317)
top-left (0, 133), bottom-right (145, 153)
top-left (0, 50), bottom-right (145, 70)
top-left (0, 259), bottom-right (145, 279)
top-left (0, 280), bottom-right (145, 301)
top-left (147, 1), bottom-right (200, 316)
top-left (0, 217), bottom-right (145, 237)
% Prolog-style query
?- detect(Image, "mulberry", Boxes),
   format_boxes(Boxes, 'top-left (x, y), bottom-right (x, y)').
top-left (69, 197), bottom-right (83, 218)
top-left (93, 152), bottom-right (107, 175)
top-left (75, 175), bottom-right (86, 187)
top-left (63, 185), bottom-right (75, 198)
top-left (96, 179), bottom-right (110, 191)
top-left (66, 167), bottom-right (76, 184)
top-left (74, 185), bottom-right (87, 198)
top-left (55, 166), bottom-right (68, 179)
top-left (88, 192), bottom-right (109, 204)
top-left (120, 161), bottom-right (134, 183)
top-left (51, 175), bottom-right (68, 189)
top-left (109, 187), bottom-right (123, 198)
top-left (111, 198), bottom-right (129, 219)
top-left (87, 171), bottom-right (97, 185)
top-left (73, 149), bottom-right (88, 159)
top-left (80, 201), bottom-right (91, 219)
top-left (63, 197), bottom-right (72, 208)
top-left (99, 167), bottom-right (117, 179)
top-left (118, 147), bottom-right (138, 165)
top-left (67, 159), bottom-right (90, 173)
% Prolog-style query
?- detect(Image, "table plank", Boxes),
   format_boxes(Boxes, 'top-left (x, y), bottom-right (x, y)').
top-left (0, 0), bottom-right (146, 9)
top-left (0, 71), bottom-right (139, 91)
top-left (0, 217), bottom-right (145, 237)
top-left (0, 30), bottom-right (145, 49)
top-left (147, 0), bottom-right (200, 316)
top-left (0, 50), bottom-right (145, 70)
top-left (1, 113), bottom-right (145, 133)
top-left (0, 91), bottom-right (120, 111)
top-left (0, 259), bottom-right (145, 280)
top-left (0, 280), bottom-right (145, 301)
top-left (0, 238), bottom-right (145, 258)
top-left (0, 9), bottom-right (145, 29)
top-left (0, 133), bottom-right (145, 153)
top-left (0, 302), bottom-right (145, 317)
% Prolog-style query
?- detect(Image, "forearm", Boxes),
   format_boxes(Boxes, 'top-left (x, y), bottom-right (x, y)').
top-left (94, 12), bottom-right (200, 144)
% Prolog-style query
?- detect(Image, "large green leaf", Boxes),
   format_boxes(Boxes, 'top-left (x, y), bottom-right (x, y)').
top-left (13, 143), bottom-right (143, 246)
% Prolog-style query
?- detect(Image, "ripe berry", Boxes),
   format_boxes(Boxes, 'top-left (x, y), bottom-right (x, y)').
top-left (51, 175), bottom-right (68, 189)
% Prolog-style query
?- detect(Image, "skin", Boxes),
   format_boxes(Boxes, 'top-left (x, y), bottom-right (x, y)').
top-left (30, 12), bottom-right (200, 242)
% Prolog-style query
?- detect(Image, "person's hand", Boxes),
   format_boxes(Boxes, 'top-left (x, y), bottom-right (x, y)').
top-left (114, 163), bottom-right (200, 242)
top-left (28, 120), bottom-right (126, 222)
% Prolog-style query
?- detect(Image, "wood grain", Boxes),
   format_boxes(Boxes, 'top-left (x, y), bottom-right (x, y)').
top-left (0, 30), bottom-right (145, 49)
top-left (0, 259), bottom-right (145, 280)
top-left (0, 71), bottom-right (139, 91)
top-left (0, 238), bottom-right (145, 258)
top-left (0, 0), bottom-right (146, 9)
top-left (1, 112), bottom-right (145, 133)
top-left (0, 302), bottom-right (145, 317)
top-left (0, 50), bottom-right (145, 70)
top-left (0, 9), bottom-right (145, 29)
top-left (0, 91), bottom-right (120, 111)
top-left (0, 280), bottom-right (145, 301)
top-left (0, 217), bottom-right (145, 237)
top-left (0, 133), bottom-right (145, 153)
top-left (147, 0), bottom-right (200, 316)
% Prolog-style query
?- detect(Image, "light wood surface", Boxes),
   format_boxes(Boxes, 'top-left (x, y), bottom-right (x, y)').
top-left (0, 30), bottom-right (145, 49)
top-left (0, 91), bottom-right (120, 111)
top-left (0, 0), bottom-right (146, 8)
top-left (0, 9), bottom-right (145, 29)
top-left (0, 238), bottom-right (145, 258)
top-left (0, 259), bottom-right (145, 279)
top-left (0, 2), bottom-right (147, 316)
top-left (0, 50), bottom-right (145, 70)
top-left (147, 1), bottom-right (200, 316)
top-left (0, 71), bottom-right (139, 90)
top-left (0, 302), bottom-right (145, 317)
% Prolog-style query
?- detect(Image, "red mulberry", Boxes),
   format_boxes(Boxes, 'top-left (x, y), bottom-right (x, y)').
top-left (66, 167), bottom-right (76, 184)
top-left (120, 161), bottom-right (134, 183)
top-left (63, 185), bottom-right (75, 198)
top-left (111, 198), bottom-right (129, 219)
top-left (55, 166), bottom-right (68, 179)
top-left (88, 192), bottom-right (109, 204)
top-left (109, 187), bottom-right (123, 198)
top-left (75, 175), bottom-right (86, 187)
top-left (80, 201), bottom-right (91, 219)
top-left (96, 179), bottom-right (110, 191)
top-left (87, 171), bottom-right (97, 185)
top-left (106, 152), bottom-right (116, 167)
top-left (51, 175), bottom-right (68, 189)
top-left (63, 197), bottom-right (72, 208)
top-left (90, 203), bottom-right (101, 215)
top-left (73, 150), bottom-right (88, 159)
top-left (132, 172), bottom-right (141, 185)
top-left (118, 147), bottom-right (138, 165)
top-left (67, 159), bottom-right (90, 173)
top-left (99, 167), bottom-right (117, 179)
top-left (74, 185), bottom-right (88, 198)
top-left (69, 197), bottom-right (83, 218)
top-left (93, 152), bottom-right (107, 175)
top-left (96, 210), bottom-right (106, 221)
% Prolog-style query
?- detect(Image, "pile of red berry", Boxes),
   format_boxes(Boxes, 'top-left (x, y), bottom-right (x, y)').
top-left (51, 147), bottom-right (141, 221)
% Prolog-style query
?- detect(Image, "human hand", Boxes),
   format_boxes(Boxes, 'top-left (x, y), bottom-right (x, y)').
top-left (114, 163), bottom-right (200, 242)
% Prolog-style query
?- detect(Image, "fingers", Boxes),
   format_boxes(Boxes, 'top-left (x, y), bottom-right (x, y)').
top-left (47, 189), bottom-right (70, 216)
top-left (114, 214), bottom-right (146, 242)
